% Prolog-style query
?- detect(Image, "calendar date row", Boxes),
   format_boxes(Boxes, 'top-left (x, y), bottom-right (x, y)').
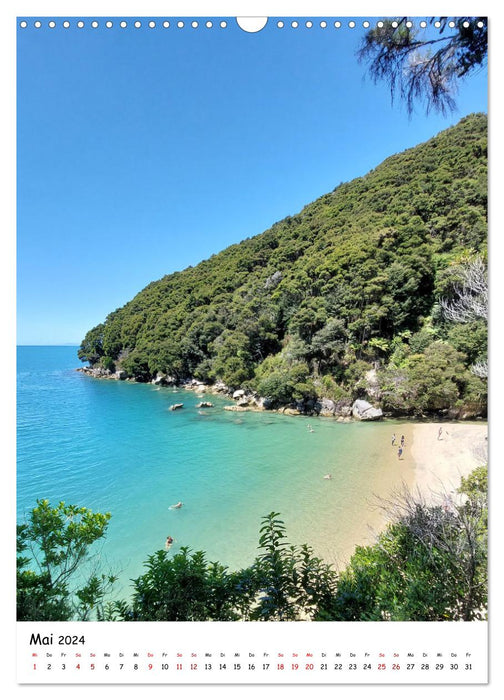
top-left (33, 661), bottom-right (474, 672)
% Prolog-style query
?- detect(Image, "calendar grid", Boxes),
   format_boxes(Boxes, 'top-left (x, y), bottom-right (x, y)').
top-left (18, 621), bottom-right (488, 684)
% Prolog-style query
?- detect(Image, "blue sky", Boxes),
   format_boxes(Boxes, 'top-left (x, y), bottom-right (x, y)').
top-left (17, 17), bottom-right (488, 345)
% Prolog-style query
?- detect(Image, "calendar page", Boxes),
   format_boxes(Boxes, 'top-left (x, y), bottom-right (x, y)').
top-left (10, 0), bottom-right (497, 694)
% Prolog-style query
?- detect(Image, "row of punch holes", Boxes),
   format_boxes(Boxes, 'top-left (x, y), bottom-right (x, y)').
top-left (18, 19), bottom-right (487, 32)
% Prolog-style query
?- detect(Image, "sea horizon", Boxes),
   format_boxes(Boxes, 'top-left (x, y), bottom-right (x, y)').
top-left (17, 343), bottom-right (80, 347)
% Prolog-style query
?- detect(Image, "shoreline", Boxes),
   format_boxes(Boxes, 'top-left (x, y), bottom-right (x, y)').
top-left (77, 367), bottom-right (487, 424)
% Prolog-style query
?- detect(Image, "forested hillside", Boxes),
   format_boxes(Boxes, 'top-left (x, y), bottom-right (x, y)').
top-left (79, 113), bottom-right (488, 416)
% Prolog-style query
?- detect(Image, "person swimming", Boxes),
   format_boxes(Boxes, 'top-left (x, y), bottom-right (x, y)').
top-left (171, 501), bottom-right (183, 509)
top-left (165, 535), bottom-right (174, 549)
top-left (323, 474), bottom-right (332, 480)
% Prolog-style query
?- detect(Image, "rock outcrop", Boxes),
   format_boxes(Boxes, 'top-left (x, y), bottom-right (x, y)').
top-left (78, 368), bottom-right (385, 422)
top-left (77, 366), bottom-right (113, 379)
top-left (351, 399), bottom-right (383, 421)
top-left (316, 397), bottom-right (353, 418)
top-left (364, 368), bottom-right (382, 401)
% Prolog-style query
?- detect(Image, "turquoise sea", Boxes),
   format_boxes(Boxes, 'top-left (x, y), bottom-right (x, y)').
top-left (17, 346), bottom-right (414, 598)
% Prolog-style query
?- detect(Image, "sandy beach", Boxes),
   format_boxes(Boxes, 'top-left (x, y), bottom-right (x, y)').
top-left (410, 422), bottom-right (488, 501)
top-left (325, 421), bottom-right (488, 569)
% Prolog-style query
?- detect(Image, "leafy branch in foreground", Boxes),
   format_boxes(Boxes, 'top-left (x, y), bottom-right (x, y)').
top-left (114, 547), bottom-right (247, 621)
top-left (250, 512), bottom-right (336, 620)
top-left (17, 499), bottom-right (116, 621)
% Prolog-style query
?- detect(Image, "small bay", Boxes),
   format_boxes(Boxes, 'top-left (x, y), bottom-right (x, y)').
top-left (17, 346), bottom-right (416, 598)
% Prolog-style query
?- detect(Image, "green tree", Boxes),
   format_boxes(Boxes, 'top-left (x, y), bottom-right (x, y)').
top-left (209, 329), bottom-right (255, 388)
top-left (288, 300), bottom-right (327, 344)
top-left (250, 513), bottom-right (337, 621)
top-left (121, 350), bottom-right (151, 382)
top-left (359, 18), bottom-right (487, 115)
top-left (101, 356), bottom-right (116, 372)
top-left (17, 500), bottom-right (114, 621)
top-left (254, 354), bottom-right (316, 406)
top-left (117, 547), bottom-right (244, 621)
top-left (447, 320), bottom-right (487, 367)
top-left (379, 341), bottom-right (469, 414)
top-left (309, 318), bottom-right (347, 372)
top-left (77, 323), bottom-right (105, 365)
top-left (404, 341), bottom-right (466, 410)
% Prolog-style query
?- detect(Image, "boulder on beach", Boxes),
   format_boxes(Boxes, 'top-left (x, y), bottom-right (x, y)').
top-left (280, 405), bottom-right (301, 416)
top-left (213, 380), bottom-right (228, 393)
top-left (317, 398), bottom-right (336, 416)
top-left (351, 399), bottom-right (383, 421)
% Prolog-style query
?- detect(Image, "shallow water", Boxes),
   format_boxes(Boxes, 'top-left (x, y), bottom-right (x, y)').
top-left (17, 346), bottom-right (415, 598)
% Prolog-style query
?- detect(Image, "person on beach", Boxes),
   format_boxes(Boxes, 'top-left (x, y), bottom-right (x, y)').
top-left (165, 535), bottom-right (174, 549)
top-left (398, 446), bottom-right (403, 460)
top-left (442, 495), bottom-right (453, 512)
top-left (438, 426), bottom-right (443, 440)
top-left (391, 434), bottom-right (396, 446)
top-left (400, 435), bottom-right (405, 447)
top-left (171, 501), bottom-right (183, 509)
